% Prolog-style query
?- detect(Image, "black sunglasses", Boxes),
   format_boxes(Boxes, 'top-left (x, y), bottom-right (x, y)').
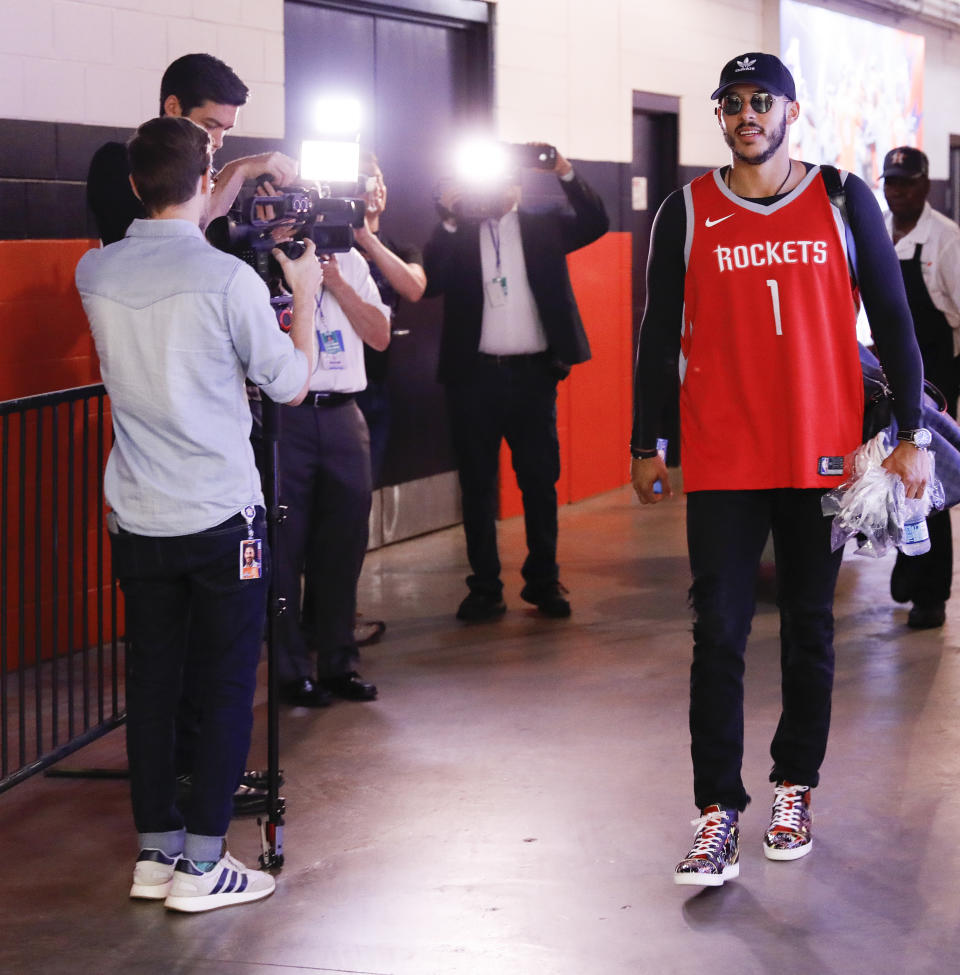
top-left (719, 92), bottom-right (777, 116)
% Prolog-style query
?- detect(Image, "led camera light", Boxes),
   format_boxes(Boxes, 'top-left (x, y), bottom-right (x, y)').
top-left (300, 139), bottom-right (360, 184)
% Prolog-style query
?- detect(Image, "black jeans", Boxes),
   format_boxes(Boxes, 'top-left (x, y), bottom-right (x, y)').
top-left (445, 354), bottom-right (561, 598)
top-left (686, 489), bottom-right (842, 811)
top-left (890, 507), bottom-right (953, 605)
top-left (111, 510), bottom-right (268, 843)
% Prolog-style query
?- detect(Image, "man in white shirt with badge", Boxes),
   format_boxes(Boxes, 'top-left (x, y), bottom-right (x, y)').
top-left (274, 244), bottom-right (391, 707)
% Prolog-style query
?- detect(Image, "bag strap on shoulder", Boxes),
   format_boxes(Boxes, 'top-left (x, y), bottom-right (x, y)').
top-left (820, 163), bottom-right (858, 289)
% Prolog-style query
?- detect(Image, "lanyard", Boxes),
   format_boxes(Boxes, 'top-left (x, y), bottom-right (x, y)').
top-left (486, 219), bottom-right (502, 275)
top-left (312, 287), bottom-right (327, 376)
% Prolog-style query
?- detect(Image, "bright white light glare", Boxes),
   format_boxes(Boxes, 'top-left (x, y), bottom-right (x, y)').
top-left (300, 140), bottom-right (360, 183)
top-left (454, 138), bottom-right (510, 184)
top-left (313, 96), bottom-right (362, 135)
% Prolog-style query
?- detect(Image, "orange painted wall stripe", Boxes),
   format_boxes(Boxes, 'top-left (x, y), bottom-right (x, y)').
top-left (1, 239), bottom-right (116, 667)
top-left (0, 240), bottom-right (100, 400)
top-left (498, 231), bottom-right (633, 518)
top-left (0, 235), bottom-right (634, 521)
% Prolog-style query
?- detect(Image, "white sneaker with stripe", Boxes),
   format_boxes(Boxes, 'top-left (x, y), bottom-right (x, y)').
top-left (163, 850), bottom-right (275, 912)
top-left (130, 848), bottom-right (179, 900)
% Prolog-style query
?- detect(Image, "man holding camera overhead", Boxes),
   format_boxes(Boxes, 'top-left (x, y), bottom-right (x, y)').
top-left (424, 143), bottom-right (608, 622)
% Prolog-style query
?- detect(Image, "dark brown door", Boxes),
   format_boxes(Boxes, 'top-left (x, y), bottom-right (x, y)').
top-left (284, 0), bottom-right (490, 486)
top-left (632, 94), bottom-right (679, 461)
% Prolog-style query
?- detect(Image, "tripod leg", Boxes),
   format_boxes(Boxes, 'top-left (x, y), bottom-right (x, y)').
top-left (258, 397), bottom-right (286, 869)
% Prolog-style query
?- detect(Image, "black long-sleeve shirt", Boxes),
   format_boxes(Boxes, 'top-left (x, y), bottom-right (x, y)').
top-left (631, 164), bottom-right (923, 455)
top-left (86, 141), bottom-right (144, 246)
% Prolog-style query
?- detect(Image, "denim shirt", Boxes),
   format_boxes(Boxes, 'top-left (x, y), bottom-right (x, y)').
top-left (76, 218), bottom-right (308, 536)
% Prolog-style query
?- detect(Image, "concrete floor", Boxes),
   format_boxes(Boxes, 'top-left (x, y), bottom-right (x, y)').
top-left (2, 485), bottom-right (959, 975)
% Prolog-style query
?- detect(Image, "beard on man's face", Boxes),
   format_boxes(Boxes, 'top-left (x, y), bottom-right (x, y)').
top-left (723, 109), bottom-right (788, 166)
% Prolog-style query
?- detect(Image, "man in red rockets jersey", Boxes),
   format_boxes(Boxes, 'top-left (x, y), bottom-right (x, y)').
top-left (631, 52), bottom-right (930, 887)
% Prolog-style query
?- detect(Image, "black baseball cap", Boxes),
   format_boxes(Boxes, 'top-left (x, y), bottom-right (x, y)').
top-left (711, 52), bottom-right (797, 101)
top-left (882, 146), bottom-right (928, 179)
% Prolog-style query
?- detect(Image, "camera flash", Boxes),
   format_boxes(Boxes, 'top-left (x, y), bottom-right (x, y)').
top-left (454, 138), bottom-right (510, 184)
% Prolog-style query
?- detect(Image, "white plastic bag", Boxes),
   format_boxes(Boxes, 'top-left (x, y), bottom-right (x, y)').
top-left (820, 431), bottom-right (944, 557)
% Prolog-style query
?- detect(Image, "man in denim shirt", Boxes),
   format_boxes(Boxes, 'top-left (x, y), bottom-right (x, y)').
top-left (76, 116), bottom-right (320, 912)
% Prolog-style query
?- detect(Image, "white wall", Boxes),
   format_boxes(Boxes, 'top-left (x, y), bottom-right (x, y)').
top-left (864, 3), bottom-right (960, 181)
top-left (494, 0), bottom-right (771, 168)
top-left (0, 0), bottom-right (285, 137)
top-left (3, 0), bottom-right (960, 178)
top-left (493, 0), bottom-right (960, 178)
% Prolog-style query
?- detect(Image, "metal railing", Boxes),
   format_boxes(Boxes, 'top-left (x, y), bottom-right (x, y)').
top-left (0, 384), bottom-right (124, 794)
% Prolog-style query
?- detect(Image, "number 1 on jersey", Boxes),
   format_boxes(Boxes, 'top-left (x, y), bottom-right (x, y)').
top-left (765, 279), bottom-right (782, 335)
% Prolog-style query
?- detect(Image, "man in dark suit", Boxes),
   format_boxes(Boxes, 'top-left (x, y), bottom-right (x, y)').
top-left (424, 144), bottom-right (608, 621)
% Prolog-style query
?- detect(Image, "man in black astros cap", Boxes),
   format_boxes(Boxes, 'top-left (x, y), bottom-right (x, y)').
top-left (883, 145), bottom-right (960, 630)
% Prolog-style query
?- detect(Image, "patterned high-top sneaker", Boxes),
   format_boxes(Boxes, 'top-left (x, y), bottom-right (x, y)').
top-left (674, 804), bottom-right (740, 886)
top-left (763, 782), bottom-right (812, 860)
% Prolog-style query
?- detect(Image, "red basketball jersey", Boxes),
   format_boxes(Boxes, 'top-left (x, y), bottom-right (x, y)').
top-left (679, 166), bottom-right (863, 491)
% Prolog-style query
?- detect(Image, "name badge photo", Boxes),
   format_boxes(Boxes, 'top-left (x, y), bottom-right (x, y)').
top-left (240, 538), bottom-right (263, 579)
top-left (485, 275), bottom-right (508, 308)
top-left (318, 329), bottom-right (346, 371)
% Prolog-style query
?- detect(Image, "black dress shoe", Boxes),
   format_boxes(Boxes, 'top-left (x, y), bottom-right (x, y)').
top-left (354, 617), bottom-right (386, 647)
top-left (318, 671), bottom-right (378, 701)
top-left (907, 601), bottom-right (946, 629)
top-left (520, 582), bottom-right (571, 618)
top-left (241, 768), bottom-right (283, 790)
top-left (456, 591), bottom-right (507, 622)
top-left (279, 676), bottom-right (333, 707)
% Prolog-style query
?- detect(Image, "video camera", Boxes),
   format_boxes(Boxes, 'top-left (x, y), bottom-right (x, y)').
top-left (206, 183), bottom-right (365, 327)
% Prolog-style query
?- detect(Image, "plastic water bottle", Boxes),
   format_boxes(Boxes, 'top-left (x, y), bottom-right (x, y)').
top-left (900, 498), bottom-right (931, 556)
top-left (653, 438), bottom-right (668, 495)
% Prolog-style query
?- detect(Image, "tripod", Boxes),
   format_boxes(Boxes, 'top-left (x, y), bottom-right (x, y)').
top-left (258, 396), bottom-right (286, 869)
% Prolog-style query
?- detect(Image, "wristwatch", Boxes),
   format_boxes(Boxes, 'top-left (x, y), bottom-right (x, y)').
top-left (896, 428), bottom-right (932, 449)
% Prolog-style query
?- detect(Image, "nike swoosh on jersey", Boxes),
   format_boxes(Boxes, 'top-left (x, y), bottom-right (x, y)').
top-left (705, 214), bottom-right (734, 227)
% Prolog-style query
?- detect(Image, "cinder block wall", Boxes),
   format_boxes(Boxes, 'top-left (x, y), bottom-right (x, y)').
top-left (0, 0), bottom-right (285, 136)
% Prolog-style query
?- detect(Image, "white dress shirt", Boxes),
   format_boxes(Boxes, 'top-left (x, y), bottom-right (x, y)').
top-left (310, 247), bottom-right (390, 392)
top-left (477, 206), bottom-right (549, 355)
